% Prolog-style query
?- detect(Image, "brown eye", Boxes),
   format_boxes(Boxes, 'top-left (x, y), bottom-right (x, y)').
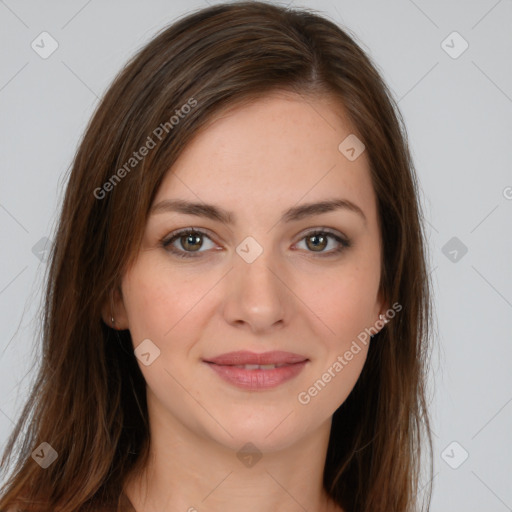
top-left (305, 233), bottom-right (328, 252)
top-left (180, 232), bottom-right (203, 252)
top-left (162, 229), bottom-right (216, 258)
top-left (296, 229), bottom-right (351, 257)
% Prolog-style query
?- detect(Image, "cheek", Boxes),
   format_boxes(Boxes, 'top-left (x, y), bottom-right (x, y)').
top-left (122, 260), bottom-right (219, 347)
top-left (299, 258), bottom-right (381, 346)
top-left (121, 265), bottom-right (182, 345)
top-left (122, 276), bottom-right (166, 342)
top-left (297, 335), bottom-right (369, 421)
top-left (296, 270), bottom-right (375, 414)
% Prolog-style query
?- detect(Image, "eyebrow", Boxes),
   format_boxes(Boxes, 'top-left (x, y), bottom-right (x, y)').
top-left (150, 198), bottom-right (367, 225)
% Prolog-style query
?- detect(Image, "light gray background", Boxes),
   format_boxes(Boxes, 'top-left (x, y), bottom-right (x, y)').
top-left (1, 0), bottom-right (511, 510)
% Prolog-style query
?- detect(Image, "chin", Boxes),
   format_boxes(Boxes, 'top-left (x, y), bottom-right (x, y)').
top-left (205, 414), bottom-right (305, 454)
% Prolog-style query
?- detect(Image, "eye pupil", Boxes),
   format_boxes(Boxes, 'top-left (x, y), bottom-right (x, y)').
top-left (182, 232), bottom-right (202, 251)
top-left (307, 234), bottom-right (327, 252)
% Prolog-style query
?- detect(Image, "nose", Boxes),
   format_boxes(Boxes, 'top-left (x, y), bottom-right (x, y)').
top-left (222, 247), bottom-right (289, 335)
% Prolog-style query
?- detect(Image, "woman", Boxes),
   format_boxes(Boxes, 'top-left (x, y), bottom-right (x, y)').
top-left (0, 2), bottom-right (434, 511)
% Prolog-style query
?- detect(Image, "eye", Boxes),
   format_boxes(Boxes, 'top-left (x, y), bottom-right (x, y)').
top-left (294, 228), bottom-right (351, 257)
top-left (161, 227), bottom-right (351, 259)
top-left (161, 228), bottom-right (217, 259)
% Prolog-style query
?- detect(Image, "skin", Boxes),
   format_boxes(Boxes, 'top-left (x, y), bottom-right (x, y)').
top-left (104, 91), bottom-right (387, 512)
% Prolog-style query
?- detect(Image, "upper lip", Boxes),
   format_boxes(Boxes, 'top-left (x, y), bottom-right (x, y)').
top-left (204, 350), bottom-right (308, 366)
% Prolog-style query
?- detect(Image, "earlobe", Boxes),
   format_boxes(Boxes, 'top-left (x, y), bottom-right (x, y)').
top-left (101, 286), bottom-right (129, 330)
top-left (375, 291), bottom-right (390, 333)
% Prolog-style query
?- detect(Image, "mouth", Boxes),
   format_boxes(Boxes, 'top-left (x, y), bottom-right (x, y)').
top-left (203, 350), bottom-right (308, 366)
top-left (221, 363), bottom-right (294, 370)
top-left (203, 351), bottom-right (309, 390)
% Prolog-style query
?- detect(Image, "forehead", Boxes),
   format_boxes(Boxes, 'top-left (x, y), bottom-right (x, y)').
top-left (153, 92), bottom-right (378, 228)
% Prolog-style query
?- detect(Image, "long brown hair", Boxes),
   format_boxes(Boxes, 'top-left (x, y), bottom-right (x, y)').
top-left (0, 2), bottom-right (434, 511)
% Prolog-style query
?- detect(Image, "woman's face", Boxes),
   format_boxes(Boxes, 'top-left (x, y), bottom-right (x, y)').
top-left (113, 92), bottom-right (386, 452)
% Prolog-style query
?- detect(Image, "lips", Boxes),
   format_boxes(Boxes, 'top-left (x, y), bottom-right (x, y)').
top-left (204, 350), bottom-right (308, 366)
top-left (203, 351), bottom-right (309, 390)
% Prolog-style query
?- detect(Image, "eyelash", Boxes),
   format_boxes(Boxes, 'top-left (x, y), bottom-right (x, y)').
top-left (161, 227), bottom-right (351, 259)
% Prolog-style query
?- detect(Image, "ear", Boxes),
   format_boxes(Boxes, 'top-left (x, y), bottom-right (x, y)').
top-left (375, 288), bottom-right (390, 333)
top-left (101, 285), bottom-right (129, 330)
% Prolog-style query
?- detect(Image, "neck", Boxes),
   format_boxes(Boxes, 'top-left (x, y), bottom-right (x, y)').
top-left (123, 411), bottom-right (343, 512)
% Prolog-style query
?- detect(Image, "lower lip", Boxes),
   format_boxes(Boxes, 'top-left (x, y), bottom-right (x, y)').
top-left (205, 361), bottom-right (308, 390)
